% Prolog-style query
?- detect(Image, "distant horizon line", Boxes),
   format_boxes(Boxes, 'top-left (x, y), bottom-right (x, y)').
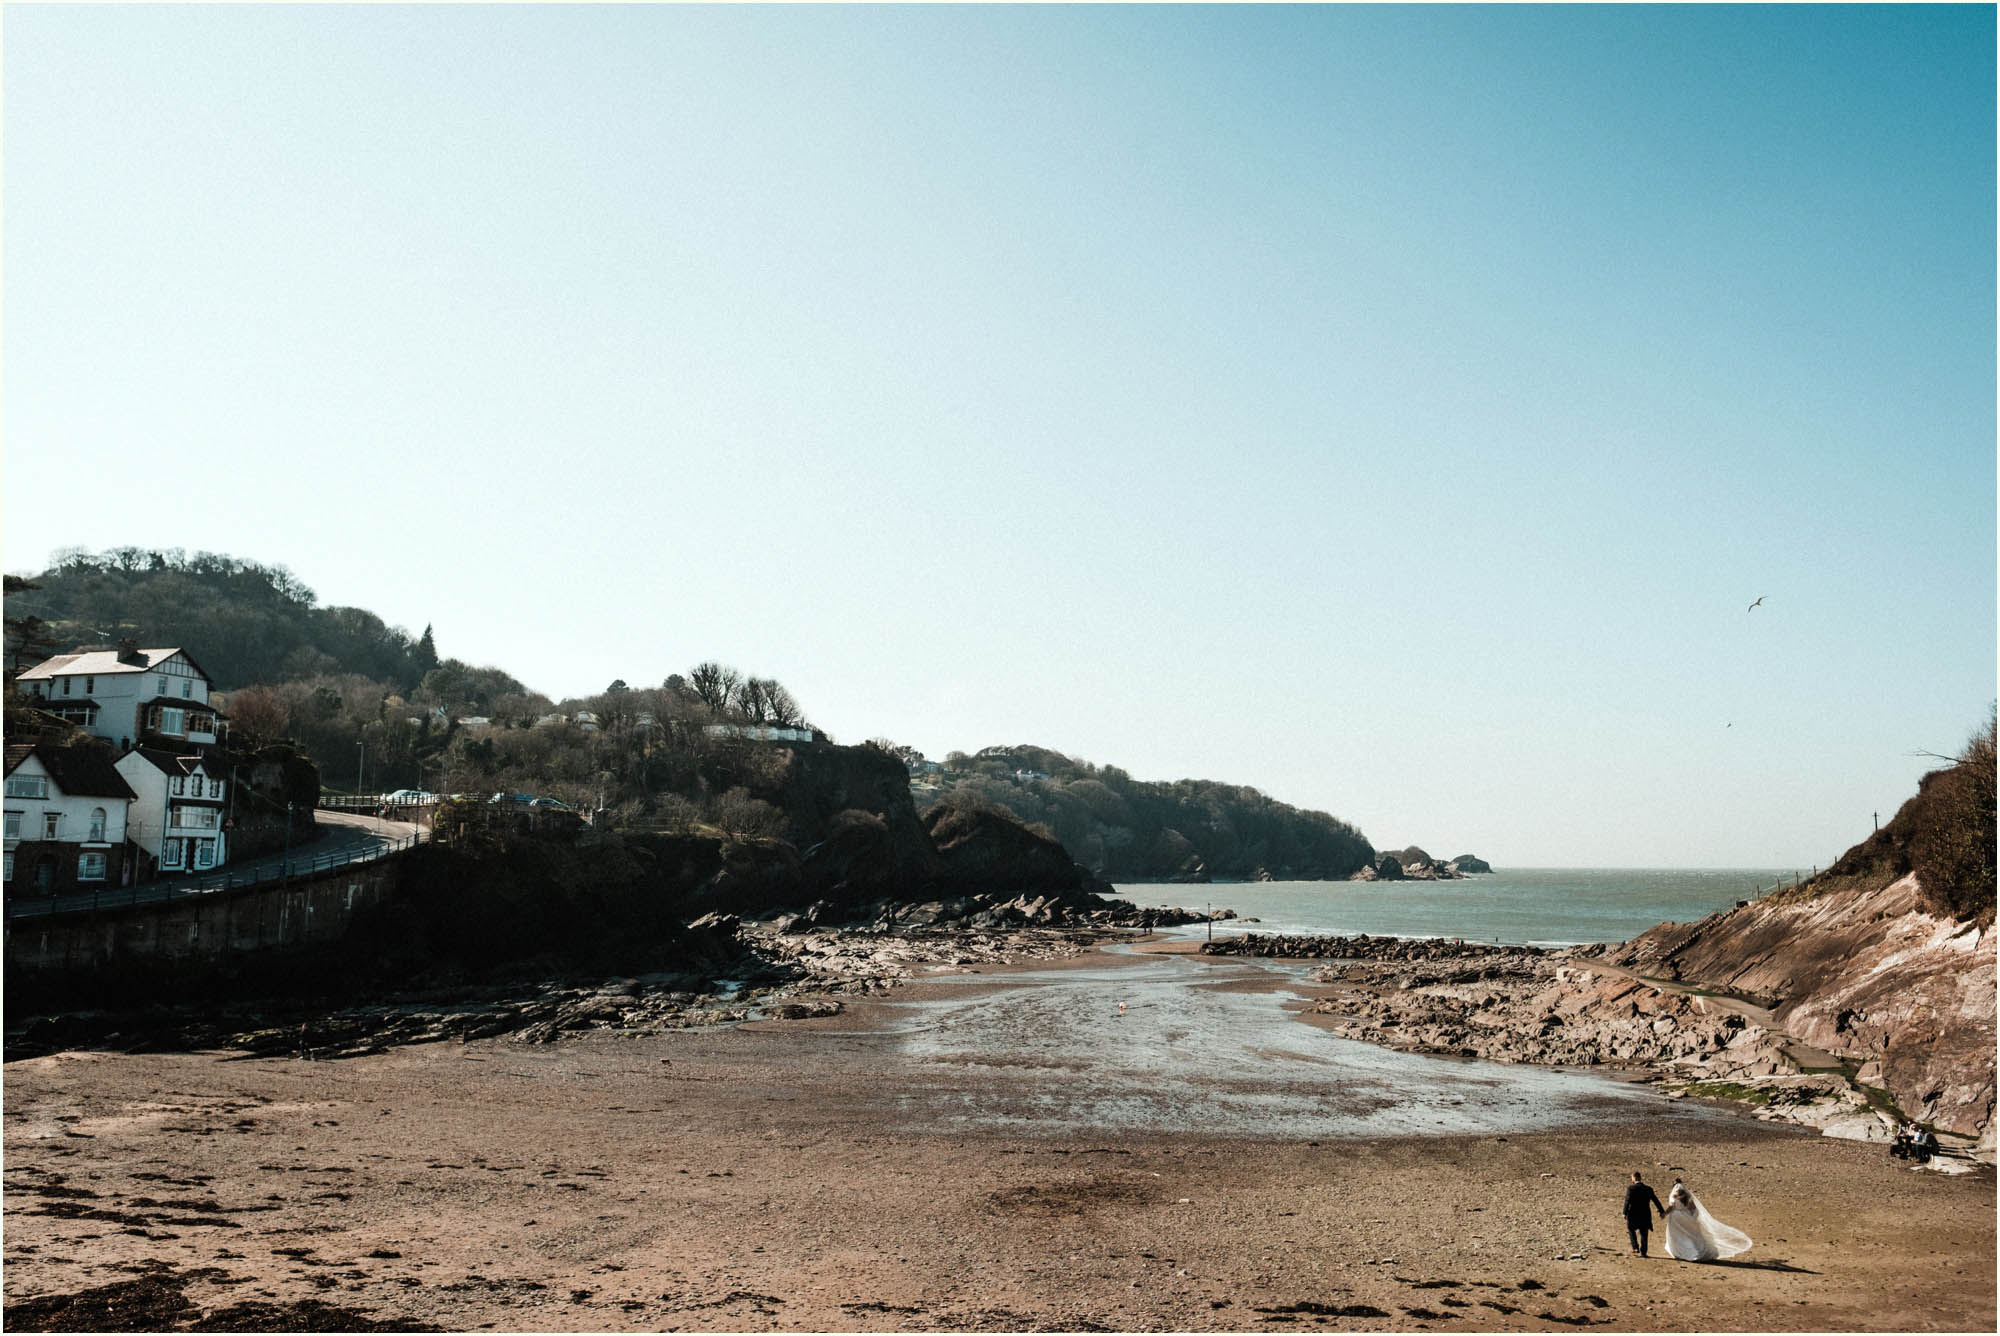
top-left (1115, 865), bottom-right (1813, 882)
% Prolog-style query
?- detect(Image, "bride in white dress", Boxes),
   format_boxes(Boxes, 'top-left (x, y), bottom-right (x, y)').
top-left (1662, 1180), bottom-right (1753, 1261)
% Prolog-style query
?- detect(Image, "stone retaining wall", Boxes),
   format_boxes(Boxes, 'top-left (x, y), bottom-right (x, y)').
top-left (3, 860), bottom-right (400, 975)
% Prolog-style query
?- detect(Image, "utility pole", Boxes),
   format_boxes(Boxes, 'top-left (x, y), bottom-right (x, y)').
top-left (357, 741), bottom-right (365, 795)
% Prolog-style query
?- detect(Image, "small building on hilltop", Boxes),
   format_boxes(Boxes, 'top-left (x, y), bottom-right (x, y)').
top-left (114, 746), bottom-right (231, 877)
top-left (703, 723), bottom-right (822, 744)
top-left (4, 742), bottom-right (137, 896)
top-left (15, 642), bottom-right (225, 752)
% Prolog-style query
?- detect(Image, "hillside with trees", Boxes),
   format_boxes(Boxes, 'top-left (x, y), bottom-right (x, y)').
top-left (6, 548), bottom-right (449, 690)
top-left (906, 744), bottom-right (1375, 883)
top-left (6, 549), bottom-right (1377, 883)
top-left (1774, 707), bottom-right (1997, 926)
top-left (5, 548), bottom-right (828, 819)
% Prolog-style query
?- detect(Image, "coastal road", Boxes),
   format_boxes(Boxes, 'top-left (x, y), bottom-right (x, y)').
top-left (2, 811), bottom-right (426, 920)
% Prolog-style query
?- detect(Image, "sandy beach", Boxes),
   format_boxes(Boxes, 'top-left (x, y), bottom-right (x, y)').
top-left (4, 943), bottom-right (1993, 1333)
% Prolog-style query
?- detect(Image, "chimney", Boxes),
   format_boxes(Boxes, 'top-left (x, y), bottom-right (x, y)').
top-left (116, 638), bottom-right (144, 665)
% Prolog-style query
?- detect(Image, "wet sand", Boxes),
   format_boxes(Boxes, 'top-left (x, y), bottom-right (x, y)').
top-left (4, 944), bottom-right (1993, 1332)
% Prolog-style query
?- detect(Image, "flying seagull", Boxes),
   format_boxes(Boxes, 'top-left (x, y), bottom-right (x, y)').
top-left (1747, 596), bottom-right (1765, 612)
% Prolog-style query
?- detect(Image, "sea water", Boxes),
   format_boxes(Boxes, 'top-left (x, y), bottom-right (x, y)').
top-left (1119, 867), bottom-right (1799, 947)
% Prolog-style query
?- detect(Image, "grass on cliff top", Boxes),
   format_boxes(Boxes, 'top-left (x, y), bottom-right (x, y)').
top-left (1772, 710), bottom-right (1995, 926)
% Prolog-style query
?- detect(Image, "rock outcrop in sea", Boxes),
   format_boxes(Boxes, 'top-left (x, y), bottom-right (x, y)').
top-left (1346, 846), bottom-right (1492, 881)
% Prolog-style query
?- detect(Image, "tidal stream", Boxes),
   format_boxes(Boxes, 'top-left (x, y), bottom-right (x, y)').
top-left (878, 949), bottom-right (1714, 1139)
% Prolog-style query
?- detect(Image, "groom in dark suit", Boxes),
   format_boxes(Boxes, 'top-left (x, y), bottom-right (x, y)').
top-left (1623, 1171), bottom-right (1665, 1256)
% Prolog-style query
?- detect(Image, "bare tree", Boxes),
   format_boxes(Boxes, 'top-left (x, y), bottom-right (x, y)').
top-left (710, 786), bottom-right (786, 839)
top-left (763, 680), bottom-right (804, 727)
top-left (734, 677), bottom-right (770, 722)
top-left (226, 685), bottom-right (291, 747)
top-left (688, 662), bottom-right (740, 714)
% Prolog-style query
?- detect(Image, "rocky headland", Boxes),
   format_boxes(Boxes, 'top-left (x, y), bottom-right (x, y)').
top-left (1347, 845), bottom-right (1493, 881)
top-left (1219, 732), bottom-right (1999, 1162)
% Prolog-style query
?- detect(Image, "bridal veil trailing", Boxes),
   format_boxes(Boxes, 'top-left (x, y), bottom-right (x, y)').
top-left (1662, 1182), bottom-right (1752, 1261)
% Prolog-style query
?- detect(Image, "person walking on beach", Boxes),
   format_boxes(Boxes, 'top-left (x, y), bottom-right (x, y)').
top-left (1623, 1171), bottom-right (1665, 1256)
top-left (1661, 1179), bottom-right (1753, 1261)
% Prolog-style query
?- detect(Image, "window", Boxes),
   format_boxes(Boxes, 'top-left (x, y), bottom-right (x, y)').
top-left (182, 679), bottom-right (192, 698)
top-left (171, 806), bottom-right (218, 830)
top-left (88, 808), bottom-right (107, 842)
top-left (42, 813), bottom-right (61, 840)
top-left (78, 852), bottom-right (106, 882)
top-left (4, 777), bottom-right (47, 799)
top-left (4, 812), bottom-right (19, 841)
top-left (192, 840), bottom-right (216, 869)
top-left (161, 708), bottom-right (184, 735)
top-left (162, 838), bottom-right (185, 869)
top-left (2, 852), bottom-right (11, 882)
top-left (85, 676), bottom-right (95, 693)
top-left (62, 677), bottom-right (72, 696)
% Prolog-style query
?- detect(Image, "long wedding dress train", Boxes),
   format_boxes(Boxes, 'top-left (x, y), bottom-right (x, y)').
top-left (1662, 1185), bottom-right (1752, 1261)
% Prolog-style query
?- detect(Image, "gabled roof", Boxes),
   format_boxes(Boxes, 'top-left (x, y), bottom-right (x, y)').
top-left (18, 647), bottom-right (209, 681)
top-left (4, 743), bottom-right (138, 801)
top-left (118, 745), bottom-right (218, 778)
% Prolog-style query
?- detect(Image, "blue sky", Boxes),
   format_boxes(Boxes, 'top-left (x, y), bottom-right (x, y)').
top-left (4, 4), bottom-right (1992, 866)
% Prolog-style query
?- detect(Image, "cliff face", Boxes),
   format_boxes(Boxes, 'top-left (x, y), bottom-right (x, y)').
top-left (1599, 874), bottom-right (1994, 1139)
top-left (1590, 738), bottom-right (1996, 1141)
top-left (709, 741), bottom-right (1113, 912)
top-left (748, 742), bottom-right (934, 857)
top-left (923, 805), bottom-right (1106, 896)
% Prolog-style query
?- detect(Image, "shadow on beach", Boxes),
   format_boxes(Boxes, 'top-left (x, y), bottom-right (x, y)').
top-left (1700, 1256), bottom-right (1819, 1274)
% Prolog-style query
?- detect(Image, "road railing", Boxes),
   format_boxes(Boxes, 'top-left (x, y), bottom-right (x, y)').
top-left (2, 829), bottom-right (426, 921)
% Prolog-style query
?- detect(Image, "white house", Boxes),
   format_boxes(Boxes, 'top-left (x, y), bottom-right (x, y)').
top-left (16, 642), bottom-right (224, 752)
top-left (703, 723), bottom-right (821, 744)
top-left (114, 746), bottom-right (230, 876)
top-left (4, 742), bottom-right (137, 895)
